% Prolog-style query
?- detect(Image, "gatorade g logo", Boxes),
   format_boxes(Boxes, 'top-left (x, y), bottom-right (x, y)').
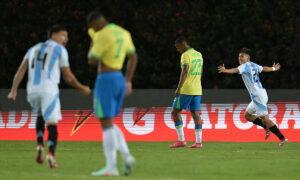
top-left (70, 110), bottom-right (93, 136)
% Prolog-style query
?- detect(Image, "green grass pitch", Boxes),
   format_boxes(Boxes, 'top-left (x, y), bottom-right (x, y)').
top-left (0, 141), bottom-right (300, 180)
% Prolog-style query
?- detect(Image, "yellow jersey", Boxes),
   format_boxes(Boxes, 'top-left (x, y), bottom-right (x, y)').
top-left (180, 48), bottom-right (203, 95)
top-left (88, 23), bottom-right (136, 70)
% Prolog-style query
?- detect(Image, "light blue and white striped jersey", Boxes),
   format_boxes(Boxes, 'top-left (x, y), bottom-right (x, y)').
top-left (24, 40), bottom-right (69, 94)
top-left (238, 61), bottom-right (265, 97)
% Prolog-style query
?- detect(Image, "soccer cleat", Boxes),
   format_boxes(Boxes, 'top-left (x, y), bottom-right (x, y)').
top-left (124, 155), bottom-right (136, 176)
top-left (188, 143), bottom-right (202, 148)
top-left (169, 141), bottom-right (187, 148)
top-left (279, 138), bottom-right (288, 147)
top-left (36, 144), bottom-right (44, 164)
top-left (265, 129), bottom-right (271, 140)
top-left (46, 153), bottom-right (57, 169)
top-left (91, 168), bottom-right (119, 176)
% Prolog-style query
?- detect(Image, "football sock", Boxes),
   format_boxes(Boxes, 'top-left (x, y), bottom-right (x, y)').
top-left (47, 125), bottom-right (58, 155)
top-left (103, 126), bottom-right (117, 170)
top-left (253, 118), bottom-right (267, 129)
top-left (175, 121), bottom-right (185, 141)
top-left (195, 125), bottom-right (202, 143)
top-left (36, 116), bottom-right (45, 146)
top-left (269, 125), bottom-right (285, 140)
top-left (113, 125), bottom-right (130, 160)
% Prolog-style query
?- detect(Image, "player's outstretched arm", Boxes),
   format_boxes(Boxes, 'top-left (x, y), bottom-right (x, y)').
top-left (125, 52), bottom-right (138, 96)
top-left (218, 64), bottom-right (239, 74)
top-left (61, 67), bottom-right (91, 95)
top-left (262, 62), bottom-right (280, 72)
top-left (8, 58), bottom-right (28, 101)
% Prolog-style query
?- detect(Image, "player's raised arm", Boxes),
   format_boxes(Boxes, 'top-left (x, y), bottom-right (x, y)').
top-left (262, 62), bottom-right (280, 72)
top-left (8, 58), bottom-right (28, 101)
top-left (218, 64), bottom-right (239, 74)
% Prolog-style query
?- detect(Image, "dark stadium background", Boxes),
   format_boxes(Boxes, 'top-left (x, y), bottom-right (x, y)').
top-left (1, 0), bottom-right (299, 89)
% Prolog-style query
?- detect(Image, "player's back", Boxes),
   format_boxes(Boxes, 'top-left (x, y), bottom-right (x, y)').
top-left (91, 23), bottom-right (135, 70)
top-left (26, 40), bottom-right (69, 94)
top-left (181, 48), bottom-right (203, 95)
top-left (238, 61), bottom-right (265, 96)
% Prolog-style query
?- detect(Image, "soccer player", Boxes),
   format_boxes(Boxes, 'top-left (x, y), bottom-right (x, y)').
top-left (169, 36), bottom-right (204, 148)
top-left (86, 11), bottom-right (138, 176)
top-left (7, 25), bottom-right (91, 168)
top-left (218, 48), bottom-right (287, 147)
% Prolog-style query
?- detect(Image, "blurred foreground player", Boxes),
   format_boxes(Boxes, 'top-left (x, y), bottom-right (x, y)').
top-left (218, 48), bottom-right (287, 147)
top-left (87, 11), bottom-right (138, 176)
top-left (8, 25), bottom-right (91, 168)
top-left (169, 36), bottom-right (204, 148)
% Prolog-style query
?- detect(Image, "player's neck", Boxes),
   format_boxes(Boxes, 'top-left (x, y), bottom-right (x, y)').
top-left (97, 21), bottom-right (109, 31)
top-left (184, 45), bottom-right (192, 52)
top-left (241, 60), bottom-right (250, 64)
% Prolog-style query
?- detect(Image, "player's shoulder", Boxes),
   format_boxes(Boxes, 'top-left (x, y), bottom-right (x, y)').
top-left (250, 61), bottom-right (261, 67)
top-left (31, 42), bottom-right (43, 49)
top-left (238, 62), bottom-right (247, 70)
top-left (110, 24), bottom-right (133, 40)
top-left (181, 50), bottom-right (189, 57)
top-left (183, 48), bottom-right (201, 57)
top-left (193, 49), bottom-right (203, 57)
top-left (113, 24), bottom-right (130, 33)
top-left (48, 40), bottom-right (68, 53)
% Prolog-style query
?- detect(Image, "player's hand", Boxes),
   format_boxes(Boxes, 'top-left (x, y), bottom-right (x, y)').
top-left (218, 64), bottom-right (226, 73)
top-left (80, 85), bottom-right (91, 96)
top-left (174, 88), bottom-right (181, 97)
top-left (125, 81), bottom-right (132, 96)
top-left (8, 90), bottom-right (17, 101)
top-left (273, 63), bottom-right (280, 71)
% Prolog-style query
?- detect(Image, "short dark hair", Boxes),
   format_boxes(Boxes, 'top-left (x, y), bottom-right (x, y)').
top-left (240, 48), bottom-right (251, 56)
top-left (47, 24), bottom-right (67, 38)
top-left (86, 11), bottom-right (104, 25)
top-left (175, 36), bottom-right (188, 44)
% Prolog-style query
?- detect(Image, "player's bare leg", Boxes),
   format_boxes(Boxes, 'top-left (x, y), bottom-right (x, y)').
top-left (260, 115), bottom-right (287, 147)
top-left (169, 108), bottom-right (186, 148)
top-left (189, 111), bottom-right (202, 148)
top-left (244, 111), bottom-right (270, 140)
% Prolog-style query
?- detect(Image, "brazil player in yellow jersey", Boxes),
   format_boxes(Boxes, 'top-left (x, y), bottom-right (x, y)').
top-left (86, 11), bottom-right (138, 177)
top-left (169, 36), bottom-right (204, 148)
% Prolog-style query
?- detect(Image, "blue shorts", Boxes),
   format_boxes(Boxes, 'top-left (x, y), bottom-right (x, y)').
top-left (172, 94), bottom-right (201, 111)
top-left (94, 72), bottom-right (126, 118)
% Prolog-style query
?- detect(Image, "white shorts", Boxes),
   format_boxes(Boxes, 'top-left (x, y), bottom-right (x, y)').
top-left (246, 91), bottom-right (268, 116)
top-left (27, 92), bottom-right (62, 123)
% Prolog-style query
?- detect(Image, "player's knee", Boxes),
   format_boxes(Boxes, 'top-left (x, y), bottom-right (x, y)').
top-left (100, 118), bottom-right (114, 128)
top-left (191, 111), bottom-right (199, 117)
top-left (244, 111), bottom-right (251, 121)
top-left (171, 109), bottom-right (180, 117)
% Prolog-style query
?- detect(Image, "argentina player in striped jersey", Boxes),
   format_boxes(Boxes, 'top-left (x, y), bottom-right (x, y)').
top-left (8, 25), bottom-right (91, 168)
top-left (218, 48), bottom-right (287, 147)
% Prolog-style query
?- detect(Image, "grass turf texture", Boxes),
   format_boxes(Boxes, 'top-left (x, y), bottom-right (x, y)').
top-left (0, 141), bottom-right (300, 180)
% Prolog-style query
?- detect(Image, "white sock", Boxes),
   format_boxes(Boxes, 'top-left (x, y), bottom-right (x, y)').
top-left (195, 127), bottom-right (202, 143)
top-left (113, 125), bottom-right (130, 160)
top-left (103, 126), bottom-right (117, 170)
top-left (175, 122), bottom-right (185, 141)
